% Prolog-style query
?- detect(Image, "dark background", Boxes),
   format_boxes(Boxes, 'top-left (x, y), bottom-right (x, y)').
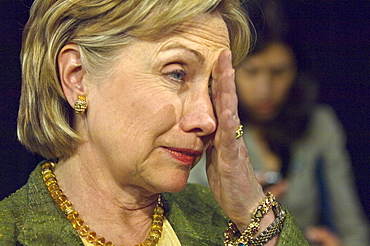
top-left (1, 1), bottom-right (369, 220)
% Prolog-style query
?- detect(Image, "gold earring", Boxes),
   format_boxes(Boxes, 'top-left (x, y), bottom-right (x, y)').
top-left (74, 95), bottom-right (87, 115)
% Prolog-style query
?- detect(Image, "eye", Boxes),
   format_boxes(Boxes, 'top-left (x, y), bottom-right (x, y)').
top-left (164, 69), bottom-right (187, 83)
top-left (271, 68), bottom-right (286, 76)
top-left (244, 67), bottom-right (258, 76)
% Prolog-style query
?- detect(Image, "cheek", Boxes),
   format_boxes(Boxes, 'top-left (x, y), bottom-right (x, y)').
top-left (236, 70), bottom-right (252, 98)
top-left (272, 76), bottom-right (294, 104)
top-left (92, 75), bottom-right (177, 126)
top-left (85, 68), bottom-right (184, 158)
top-left (236, 79), bottom-right (254, 107)
top-left (96, 90), bottom-right (180, 140)
top-left (85, 89), bottom-right (180, 171)
top-left (132, 102), bottom-right (179, 138)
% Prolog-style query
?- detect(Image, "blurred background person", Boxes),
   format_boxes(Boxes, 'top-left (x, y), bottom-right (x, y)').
top-left (188, 0), bottom-right (370, 245)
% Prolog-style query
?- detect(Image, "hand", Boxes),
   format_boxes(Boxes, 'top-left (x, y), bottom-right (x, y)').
top-left (205, 50), bottom-right (267, 230)
top-left (306, 226), bottom-right (342, 246)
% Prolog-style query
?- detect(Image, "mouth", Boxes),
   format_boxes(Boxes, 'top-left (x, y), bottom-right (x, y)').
top-left (255, 100), bottom-right (274, 112)
top-left (163, 147), bottom-right (202, 166)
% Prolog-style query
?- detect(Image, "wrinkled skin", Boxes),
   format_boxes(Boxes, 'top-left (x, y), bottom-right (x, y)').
top-left (57, 13), bottom-right (274, 245)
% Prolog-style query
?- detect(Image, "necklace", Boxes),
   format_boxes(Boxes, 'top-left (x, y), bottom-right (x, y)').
top-left (42, 161), bottom-right (165, 246)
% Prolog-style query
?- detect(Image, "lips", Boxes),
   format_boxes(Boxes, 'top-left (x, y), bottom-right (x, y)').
top-left (163, 147), bottom-right (202, 166)
top-left (256, 101), bottom-right (274, 111)
top-left (251, 100), bottom-right (276, 115)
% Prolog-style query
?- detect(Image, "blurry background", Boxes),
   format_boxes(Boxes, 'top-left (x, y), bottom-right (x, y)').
top-left (1, 0), bottom-right (369, 220)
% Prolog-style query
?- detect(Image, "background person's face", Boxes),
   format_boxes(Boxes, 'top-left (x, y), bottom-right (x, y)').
top-left (235, 42), bottom-right (297, 122)
top-left (81, 14), bottom-right (229, 194)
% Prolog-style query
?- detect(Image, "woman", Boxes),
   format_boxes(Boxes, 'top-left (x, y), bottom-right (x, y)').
top-left (234, 37), bottom-right (370, 246)
top-left (190, 0), bottom-right (370, 245)
top-left (0, 0), bottom-right (307, 245)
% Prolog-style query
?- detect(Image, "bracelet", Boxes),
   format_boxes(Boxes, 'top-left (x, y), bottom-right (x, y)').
top-left (241, 193), bottom-right (278, 241)
top-left (224, 193), bottom-right (282, 246)
top-left (249, 205), bottom-right (286, 246)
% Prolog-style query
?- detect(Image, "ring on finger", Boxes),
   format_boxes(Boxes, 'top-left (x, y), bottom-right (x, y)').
top-left (235, 125), bottom-right (244, 139)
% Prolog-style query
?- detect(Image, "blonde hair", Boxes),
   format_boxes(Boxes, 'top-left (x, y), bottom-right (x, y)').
top-left (18, 0), bottom-right (250, 159)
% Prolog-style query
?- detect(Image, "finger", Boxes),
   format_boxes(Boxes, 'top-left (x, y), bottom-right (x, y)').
top-left (306, 227), bottom-right (341, 246)
top-left (212, 50), bottom-right (234, 114)
top-left (212, 50), bottom-right (240, 147)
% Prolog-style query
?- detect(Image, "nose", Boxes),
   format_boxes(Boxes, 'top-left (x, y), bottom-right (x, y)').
top-left (179, 88), bottom-right (217, 137)
top-left (255, 73), bottom-right (273, 98)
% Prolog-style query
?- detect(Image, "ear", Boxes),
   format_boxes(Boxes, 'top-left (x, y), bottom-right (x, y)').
top-left (58, 44), bottom-right (86, 108)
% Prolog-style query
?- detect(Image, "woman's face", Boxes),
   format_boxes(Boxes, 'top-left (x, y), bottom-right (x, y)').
top-left (81, 14), bottom-right (229, 194)
top-left (235, 42), bottom-right (297, 122)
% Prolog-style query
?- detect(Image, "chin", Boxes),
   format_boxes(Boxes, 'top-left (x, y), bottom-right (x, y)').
top-left (153, 172), bottom-right (189, 194)
top-left (165, 176), bottom-right (189, 193)
top-left (166, 183), bottom-right (188, 193)
top-left (255, 115), bottom-right (275, 123)
top-left (251, 110), bottom-right (280, 123)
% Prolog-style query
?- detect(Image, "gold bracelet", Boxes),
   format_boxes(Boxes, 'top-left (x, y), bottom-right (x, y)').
top-left (249, 204), bottom-right (286, 246)
top-left (224, 193), bottom-right (280, 246)
top-left (240, 192), bottom-right (278, 241)
top-left (252, 192), bottom-right (278, 222)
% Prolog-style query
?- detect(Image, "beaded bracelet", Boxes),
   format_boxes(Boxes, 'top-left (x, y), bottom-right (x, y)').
top-left (224, 193), bottom-right (282, 246)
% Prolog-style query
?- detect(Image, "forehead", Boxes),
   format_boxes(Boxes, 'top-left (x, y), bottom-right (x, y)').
top-left (248, 43), bottom-right (295, 66)
top-left (112, 13), bottom-right (230, 69)
top-left (172, 13), bottom-right (230, 49)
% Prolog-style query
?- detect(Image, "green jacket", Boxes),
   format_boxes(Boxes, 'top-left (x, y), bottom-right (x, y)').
top-left (0, 162), bottom-right (308, 245)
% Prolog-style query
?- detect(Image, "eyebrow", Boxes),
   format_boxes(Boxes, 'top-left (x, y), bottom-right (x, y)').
top-left (160, 43), bottom-right (205, 65)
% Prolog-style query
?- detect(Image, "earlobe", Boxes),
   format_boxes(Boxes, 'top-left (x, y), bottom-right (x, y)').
top-left (58, 44), bottom-right (86, 108)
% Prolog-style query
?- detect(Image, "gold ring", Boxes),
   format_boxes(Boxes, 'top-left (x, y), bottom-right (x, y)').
top-left (235, 125), bottom-right (244, 139)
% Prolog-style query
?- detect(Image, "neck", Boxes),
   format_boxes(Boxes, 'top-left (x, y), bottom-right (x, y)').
top-left (54, 155), bottom-right (159, 245)
top-left (246, 124), bottom-right (266, 137)
top-left (247, 125), bottom-right (282, 172)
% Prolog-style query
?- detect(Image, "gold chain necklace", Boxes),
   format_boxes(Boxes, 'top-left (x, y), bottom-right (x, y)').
top-left (42, 161), bottom-right (165, 246)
